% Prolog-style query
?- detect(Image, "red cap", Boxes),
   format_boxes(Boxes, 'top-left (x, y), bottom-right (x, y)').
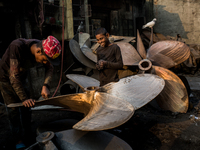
top-left (42, 36), bottom-right (61, 66)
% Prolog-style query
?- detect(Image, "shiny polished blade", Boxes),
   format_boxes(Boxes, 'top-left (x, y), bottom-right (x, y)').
top-left (66, 74), bottom-right (100, 91)
top-left (81, 45), bottom-right (97, 63)
top-left (137, 29), bottom-right (146, 59)
top-left (73, 92), bottom-right (134, 131)
top-left (101, 74), bottom-right (165, 110)
top-left (117, 42), bottom-right (142, 66)
top-left (69, 39), bottom-right (96, 69)
top-left (55, 129), bottom-right (132, 150)
top-left (8, 91), bottom-right (133, 131)
top-left (7, 93), bottom-right (91, 115)
top-left (153, 66), bottom-right (189, 113)
top-left (147, 40), bottom-right (190, 69)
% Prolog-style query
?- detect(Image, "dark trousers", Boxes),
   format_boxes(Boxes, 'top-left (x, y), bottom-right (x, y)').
top-left (0, 81), bottom-right (32, 143)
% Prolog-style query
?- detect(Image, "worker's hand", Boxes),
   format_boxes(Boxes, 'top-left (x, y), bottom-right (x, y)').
top-left (96, 63), bottom-right (101, 70)
top-left (41, 85), bottom-right (50, 99)
top-left (96, 60), bottom-right (107, 70)
top-left (22, 99), bottom-right (35, 107)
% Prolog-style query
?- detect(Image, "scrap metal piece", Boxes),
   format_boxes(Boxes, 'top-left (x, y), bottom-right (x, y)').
top-left (147, 40), bottom-right (190, 69)
top-left (7, 87), bottom-right (134, 131)
top-left (69, 39), bottom-right (96, 69)
top-left (55, 129), bottom-right (132, 150)
top-left (137, 30), bottom-right (146, 59)
top-left (117, 42), bottom-right (142, 66)
top-left (66, 74), bottom-right (100, 91)
top-left (101, 74), bottom-right (165, 110)
top-left (153, 66), bottom-right (189, 113)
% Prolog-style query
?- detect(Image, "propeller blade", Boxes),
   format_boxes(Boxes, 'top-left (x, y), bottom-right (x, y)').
top-left (69, 39), bottom-right (96, 69)
top-left (81, 45), bottom-right (97, 63)
top-left (79, 33), bottom-right (91, 48)
top-left (111, 35), bottom-right (136, 43)
top-left (55, 129), bottom-right (132, 150)
top-left (73, 92), bottom-right (134, 131)
top-left (147, 40), bottom-right (190, 69)
top-left (117, 42), bottom-right (142, 66)
top-left (153, 66), bottom-right (189, 113)
top-left (8, 90), bottom-right (134, 131)
top-left (66, 74), bottom-right (100, 91)
top-left (137, 29), bottom-right (147, 59)
top-left (80, 41), bottom-right (141, 66)
top-left (7, 93), bottom-right (91, 115)
top-left (101, 74), bottom-right (165, 110)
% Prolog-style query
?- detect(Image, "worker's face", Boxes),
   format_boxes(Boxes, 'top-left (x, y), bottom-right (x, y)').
top-left (96, 33), bottom-right (110, 47)
top-left (35, 48), bottom-right (49, 65)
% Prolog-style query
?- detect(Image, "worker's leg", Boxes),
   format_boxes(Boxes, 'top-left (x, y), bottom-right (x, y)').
top-left (20, 106), bottom-right (32, 142)
top-left (0, 81), bottom-right (31, 145)
top-left (7, 107), bottom-right (24, 142)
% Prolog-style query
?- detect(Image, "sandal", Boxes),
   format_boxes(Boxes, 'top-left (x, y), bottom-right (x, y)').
top-left (16, 142), bottom-right (26, 150)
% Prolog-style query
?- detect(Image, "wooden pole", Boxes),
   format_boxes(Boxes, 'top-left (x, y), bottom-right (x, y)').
top-left (84, 0), bottom-right (89, 34)
top-left (62, 0), bottom-right (74, 40)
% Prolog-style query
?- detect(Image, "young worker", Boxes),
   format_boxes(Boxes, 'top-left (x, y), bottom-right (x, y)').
top-left (95, 27), bottom-right (123, 86)
top-left (0, 36), bottom-right (61, 149)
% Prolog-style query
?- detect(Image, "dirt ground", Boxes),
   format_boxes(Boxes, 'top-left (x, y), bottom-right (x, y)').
top-left (1, 75), bottom-right (200, 150)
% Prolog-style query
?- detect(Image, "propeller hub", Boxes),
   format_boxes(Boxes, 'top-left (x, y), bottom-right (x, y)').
top-left (138, 59), bottom-right (152, 71)
top-left (85, 86), bottom-right (99, 91)
top-left (36, 131), bottom-right (55, 143)
top-left (84, 86), bottom-right (99, 104)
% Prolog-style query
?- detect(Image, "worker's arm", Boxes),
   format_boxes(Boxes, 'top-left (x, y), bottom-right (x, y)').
top-left (41, 63), bottom-right (54, 98)
top-left (9, 45), bottom-right (35, 107)
top-left (9, 44), bottom-right (29, 101)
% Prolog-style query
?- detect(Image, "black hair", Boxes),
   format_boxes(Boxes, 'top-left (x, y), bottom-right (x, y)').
top-left (36, 41), bottom-right (43, 49)
top-left (95, 27), bottom-right (108, 36)
top-left (36, 41), bottom-right (44, 53)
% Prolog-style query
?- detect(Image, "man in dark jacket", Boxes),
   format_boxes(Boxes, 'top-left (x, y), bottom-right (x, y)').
top-left (95, 27), bottom-right (123, 86)
top-left (0, 35), bottom-right (61, 149)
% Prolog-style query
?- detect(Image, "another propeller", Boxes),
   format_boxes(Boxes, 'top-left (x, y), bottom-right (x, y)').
top-left (136, 30), bottom-right (190, 113)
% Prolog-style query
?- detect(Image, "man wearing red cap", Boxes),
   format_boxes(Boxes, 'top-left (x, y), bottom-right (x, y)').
top-left (0, 36), bottom-right (61, 149)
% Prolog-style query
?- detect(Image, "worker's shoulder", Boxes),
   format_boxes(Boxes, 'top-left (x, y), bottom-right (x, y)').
top-left (9, 38), bottom-right (27, 47)
top-left (10, 38), bottom-right (39, 47)
top-left (96, 44), bottom-right (120, 52)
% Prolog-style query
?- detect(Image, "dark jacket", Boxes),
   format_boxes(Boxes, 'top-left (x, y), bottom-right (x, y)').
top-left (0, 38), bottom-right (53, 102)
top-left (97, 44), bottom-right (123, 86)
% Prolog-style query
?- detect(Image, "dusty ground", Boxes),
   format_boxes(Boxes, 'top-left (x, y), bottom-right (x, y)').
top-left (0, 75), bottom-right (200, 150)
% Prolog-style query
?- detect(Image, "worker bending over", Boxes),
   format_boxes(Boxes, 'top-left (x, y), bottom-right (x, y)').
top-left (0, 36), bottom-right (61, 149)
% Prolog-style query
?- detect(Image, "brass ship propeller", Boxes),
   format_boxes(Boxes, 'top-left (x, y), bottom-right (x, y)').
top-left (136, 30), bottom-right (190, 113)
top-left (7, 73), bottom-right (164, 131)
